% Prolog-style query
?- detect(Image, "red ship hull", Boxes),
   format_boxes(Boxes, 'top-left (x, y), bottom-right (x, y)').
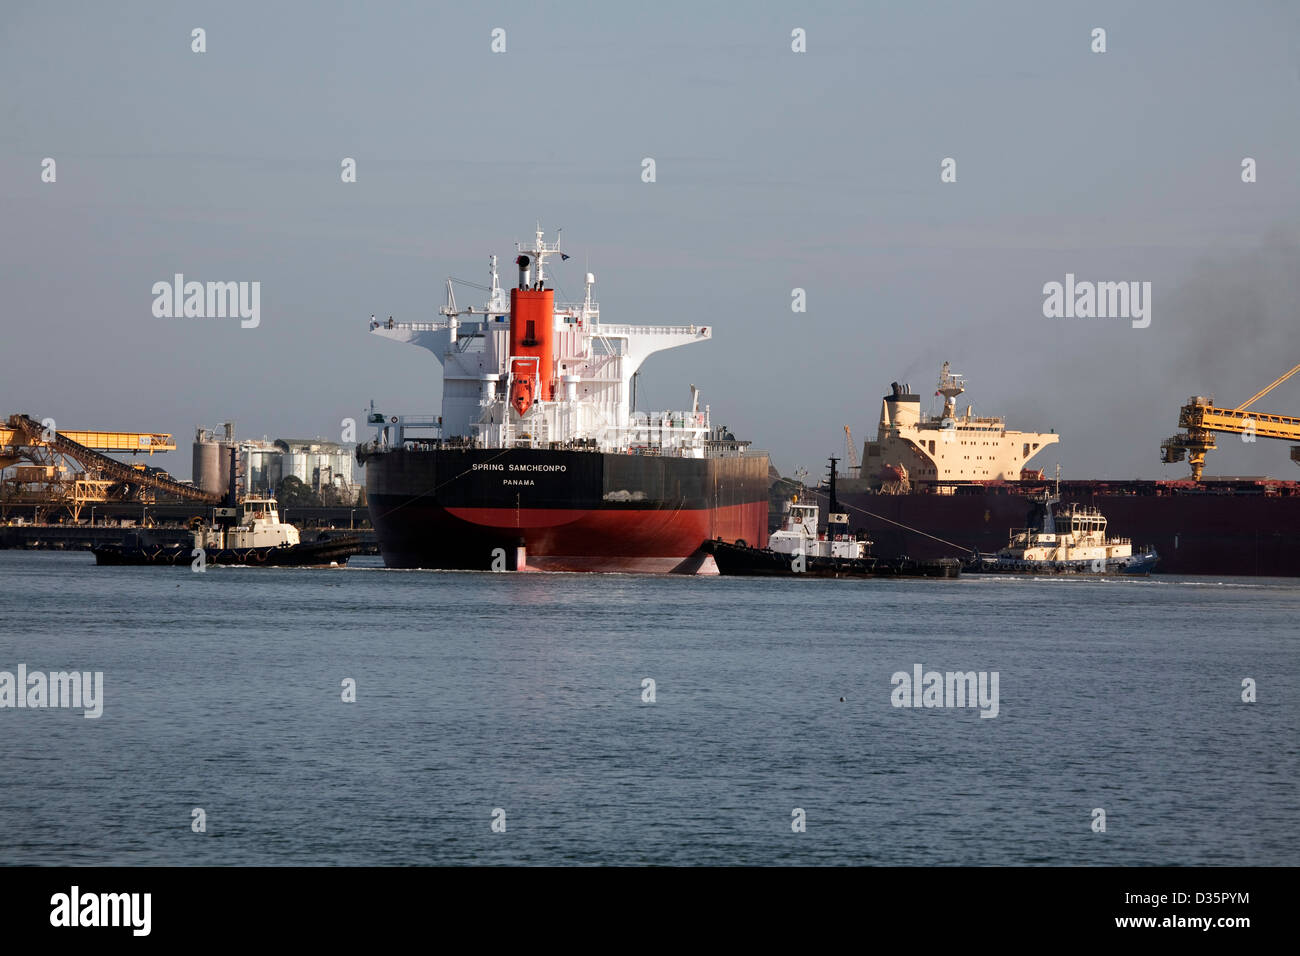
top-left (384, 500), bottom-right (766, 572)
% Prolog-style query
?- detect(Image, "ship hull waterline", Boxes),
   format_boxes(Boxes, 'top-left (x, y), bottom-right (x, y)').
top-left (91, 536), bottom-right (362, 568)
top-left (703, 539), bottom-right (963, 579)
top-left (362, 447), bottom-right (771, 573)
top-left (964, 552), bottom-right (1160, 576)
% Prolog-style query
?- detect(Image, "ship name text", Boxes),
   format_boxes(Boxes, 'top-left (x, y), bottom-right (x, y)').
top-left (472, 463), bottom-right (567, 472)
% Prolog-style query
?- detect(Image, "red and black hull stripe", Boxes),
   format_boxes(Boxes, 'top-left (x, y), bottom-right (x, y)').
top-left (361, 447), bottom-right (770, 572)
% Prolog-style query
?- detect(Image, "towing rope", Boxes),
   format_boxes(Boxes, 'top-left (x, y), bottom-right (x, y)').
top-left (772, 475), bottom-right (974, 555)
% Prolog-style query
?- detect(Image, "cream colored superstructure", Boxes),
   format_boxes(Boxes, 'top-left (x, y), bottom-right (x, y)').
top-left (862, 362), bottom-right (1059, 490)
top-left (1000, 503), bottom-right (1132, 562)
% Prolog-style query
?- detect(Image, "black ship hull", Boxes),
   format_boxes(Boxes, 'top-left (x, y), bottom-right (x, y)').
top-left (359, 446), bottom-right (770, 572)
top-left (702, 539), bottom-right (962, 578)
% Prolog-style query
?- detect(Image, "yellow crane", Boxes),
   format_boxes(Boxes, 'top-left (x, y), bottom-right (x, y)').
top-left (1, 425), bottom-right (174, 463)
top-left (2, 414), bottom-right (215, 519)
top-left (1160, 362), bottom-right (1300, 480)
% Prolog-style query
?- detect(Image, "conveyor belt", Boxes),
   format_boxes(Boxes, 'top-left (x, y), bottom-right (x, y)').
top-left (7, 414), bottom-right (221, 504)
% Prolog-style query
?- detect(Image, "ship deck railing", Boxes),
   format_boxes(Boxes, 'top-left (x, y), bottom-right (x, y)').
top-left (588, 323), bottom-right (709, 337)
top-left (912, 477), bottom-right (1300, 497)
top-left (920, 417), bottom-right (1007, 429)
top-left (556, 303), bottom-right (600, 320)
top-left (371, 317), bottom-right (709, 340)
top-left (709, 443), bottom-right (764, 459)
top-left (373, 320), bottom-right (451, 332)
top-left (475, 414), bottom-right (715, 456)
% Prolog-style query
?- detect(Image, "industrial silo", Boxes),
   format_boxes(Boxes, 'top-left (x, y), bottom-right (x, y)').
top-left (192, 431), bottom-right (221, 495)
top-left (192, 423), bottom-right (236, 495)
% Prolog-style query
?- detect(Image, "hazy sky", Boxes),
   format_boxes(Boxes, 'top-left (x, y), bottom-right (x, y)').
top-left (3, 1), bottom-right (1299, 481)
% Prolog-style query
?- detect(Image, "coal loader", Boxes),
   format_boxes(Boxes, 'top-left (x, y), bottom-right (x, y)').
top-left (357, 229), bottom-right (769, 572)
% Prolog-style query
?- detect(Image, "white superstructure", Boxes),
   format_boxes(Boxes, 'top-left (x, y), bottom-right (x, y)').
top-left (194, 498), bottom-right (300, 550)
top-left (367, 228), bottom-right (729, 458)
top-left (769, 497), bottom-right (866, 560)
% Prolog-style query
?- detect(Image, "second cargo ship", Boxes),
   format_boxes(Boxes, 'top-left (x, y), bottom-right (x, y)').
top-left (356, 228), bottom-right (769, 572)
top-left (818, 363), bottom-right (1300, 576)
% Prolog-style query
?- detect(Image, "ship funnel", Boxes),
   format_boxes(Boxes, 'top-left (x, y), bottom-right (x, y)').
top-left (883, 380), bottom-right (920, 427)
top-left (516, 255), bottom-right (531, 290)
top-left (508, 284), bottom-right (556, 416)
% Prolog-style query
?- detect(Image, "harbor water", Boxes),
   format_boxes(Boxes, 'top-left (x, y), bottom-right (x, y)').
top-left (1, 551), bottom-right (1295, 865)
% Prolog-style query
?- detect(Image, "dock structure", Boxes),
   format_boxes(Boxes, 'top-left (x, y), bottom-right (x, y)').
top-left (2, 413), bottom-right (217, 521)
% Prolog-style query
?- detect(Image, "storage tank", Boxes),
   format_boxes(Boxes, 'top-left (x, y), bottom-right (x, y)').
top-left (240, 440), bottom-right (281, 495)
top-left (193, 423), bottom-right (236, 495)
top-left (192, 433), bottom-right (222, 495)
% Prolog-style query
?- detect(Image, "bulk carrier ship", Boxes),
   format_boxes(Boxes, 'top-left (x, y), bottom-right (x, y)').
top-left (356, 229), bottom-right (769, 572)
top-left (818, 363), bottom-right (1300, 577)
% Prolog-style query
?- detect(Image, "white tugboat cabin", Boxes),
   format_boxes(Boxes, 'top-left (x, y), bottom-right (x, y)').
top-left (769, 497), bottom-right (867, 560)
top-left (195, 498), bottom-right (300, 551)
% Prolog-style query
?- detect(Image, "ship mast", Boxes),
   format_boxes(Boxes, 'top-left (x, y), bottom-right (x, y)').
top-left (936, 361), bottom-right (966, 420)
top-left (488, 254), bottom-right (506, 312)
top-left (517, 224), bottom-right (563, 288)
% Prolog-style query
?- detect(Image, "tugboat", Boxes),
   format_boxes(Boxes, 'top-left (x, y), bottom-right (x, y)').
top-left (964, 475), bottom-right (1158, 576)
top-left (703, 459), bottom-right (962, 578)
top-left (92, 449), bottom-right (360, 568)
